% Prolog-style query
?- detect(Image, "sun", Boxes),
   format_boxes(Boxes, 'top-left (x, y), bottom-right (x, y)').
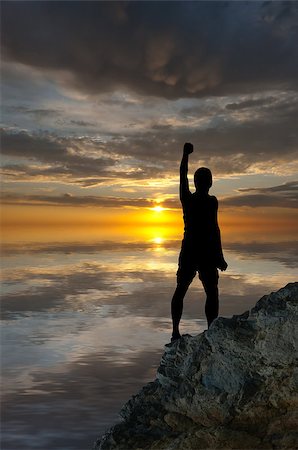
top-left (152, 205), bottom-right (165, 213)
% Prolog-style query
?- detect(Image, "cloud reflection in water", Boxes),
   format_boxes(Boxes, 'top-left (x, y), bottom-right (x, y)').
top-left (1, 237), bottom-right (297, 449)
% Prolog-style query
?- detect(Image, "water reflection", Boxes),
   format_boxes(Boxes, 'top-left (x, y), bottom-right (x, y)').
top-left (1, 236), bottom-right (297, 449)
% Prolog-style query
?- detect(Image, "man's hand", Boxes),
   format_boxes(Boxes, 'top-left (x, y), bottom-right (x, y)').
top-left (183, 142), bottom-right (193, 155)
top-left (217, 257), bottom-right (228, 271)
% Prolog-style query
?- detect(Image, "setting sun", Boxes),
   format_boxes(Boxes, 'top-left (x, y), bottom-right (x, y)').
top-left (152, 205), bottom-right (165, 213)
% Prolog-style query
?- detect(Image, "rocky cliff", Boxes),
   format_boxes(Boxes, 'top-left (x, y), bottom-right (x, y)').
top-left (94, 282), bottom-right (298, 449)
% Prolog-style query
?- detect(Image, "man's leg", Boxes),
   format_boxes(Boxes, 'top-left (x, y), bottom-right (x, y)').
top-left (171, 269), bottom-right (195, 339)
top-left (199, 268), bottom-right (219, 328)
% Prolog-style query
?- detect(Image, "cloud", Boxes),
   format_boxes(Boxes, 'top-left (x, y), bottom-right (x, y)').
top-left (225, 97), bottom-right (275, 111)
top-left (2, 181), bottom-right (297, 210)
top-left (0, 191), bottom-right (180, 210)
top-left (90, 90), bottom-right (298, 175)
top-left (0, 129), bottom-right (117, 185)
top-left (4, 105), bottom-right (62, 119)
top-left (70, 120), bottom-right (96, 127)
top-left (106, 105), bottom-right (298, 176)
top-left (1, 120), bottom-right (297, 206)
top-left (238, 181), bottom-right (298, 194)
top-left (0, 128), bottom-right (168, 185)
top-left (1, 162), bottom-right (165, 188)
top-left (1, 2), bottom-right (298, 99)
top-left (2, 85), bottom-right (298, 181)
top-left (0, 128), bottom-right (114, 167)
top-left (222, 181), bottom-right (298, 208)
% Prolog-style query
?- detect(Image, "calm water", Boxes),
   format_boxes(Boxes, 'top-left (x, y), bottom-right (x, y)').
top-left (1, 236), bottom-right (297, 449)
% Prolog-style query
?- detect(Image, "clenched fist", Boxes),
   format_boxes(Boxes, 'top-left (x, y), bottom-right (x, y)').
top-left (217, 257), bottom-right (228, 272)
top-left (183, 142), bottom-right (193, 155)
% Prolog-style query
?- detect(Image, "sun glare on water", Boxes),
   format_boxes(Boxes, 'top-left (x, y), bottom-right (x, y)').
top-left (152, 237), bottom-right (164, 244)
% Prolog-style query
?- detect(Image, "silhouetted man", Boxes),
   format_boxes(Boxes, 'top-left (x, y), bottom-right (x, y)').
top-left (171, 143), bottom-right (227, 341)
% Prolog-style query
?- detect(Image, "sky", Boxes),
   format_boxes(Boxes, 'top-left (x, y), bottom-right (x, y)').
top-left (1, 0), bottom-right (298, 242)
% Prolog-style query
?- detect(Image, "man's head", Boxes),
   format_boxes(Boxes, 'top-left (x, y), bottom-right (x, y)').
top-left (194, 167), bottom-right (212, 193)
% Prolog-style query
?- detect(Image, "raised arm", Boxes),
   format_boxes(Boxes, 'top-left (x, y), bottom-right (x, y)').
top-left (180, 142), bottom-right (193, 202)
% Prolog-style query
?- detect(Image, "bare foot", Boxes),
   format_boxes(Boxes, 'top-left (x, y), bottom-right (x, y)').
top-left (171, 332), bottom-right (181, 342)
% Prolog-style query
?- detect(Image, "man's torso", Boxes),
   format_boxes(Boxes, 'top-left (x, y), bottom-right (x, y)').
top-left (180, 192), bottom-right (218, 267)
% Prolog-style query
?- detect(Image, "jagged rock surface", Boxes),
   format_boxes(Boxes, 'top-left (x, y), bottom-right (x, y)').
top-left (94, 283), bottom-right (298, 449)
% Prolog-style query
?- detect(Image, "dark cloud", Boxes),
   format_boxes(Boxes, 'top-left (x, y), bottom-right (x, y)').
top-left (238, 181), bottom-right (298, 194)
top-left (222, 193), bottom-right (296, 208)
top-left (1, 2), bottom-right (298, 99)
top-left (0, 128), bottom-right (166, 184)
top-left (0, 163), bottom-right (164, 187)
top-left (1, 82), bottom-right (298, 181)
top-left (0, 130), bottom-right (116, 185)
top-left (0, 164), bottom-right (164, 187)
top-left (0, 128), bottom-right (114, 168)
top-left (0, 191), bottom-right (179, 209)
top-left (107, 121), bottom-right (298, 177)
top-left (70, 120), bottom-right (96, 127)
top-left (4, 106), bottom-right (62, 118)
top-left (102, 92), bottom-right (298, 173)
top-left (225, 97), bottom-right (275, 110)
top-left (2, 163), bottom-right (80, 180)
top-left (222, 181), bottom-right (298, 208)
top-left (1, 128), bottom-right (65, 160)
top-left (27, 108), bottom-right (62, 119)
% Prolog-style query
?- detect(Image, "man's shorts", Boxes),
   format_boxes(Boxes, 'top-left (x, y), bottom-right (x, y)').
top-left (176, 247), bottom-right (219, 286)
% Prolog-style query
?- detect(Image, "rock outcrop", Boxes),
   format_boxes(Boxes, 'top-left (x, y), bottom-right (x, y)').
top-left (94, 283), bottom-right (298, 449)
